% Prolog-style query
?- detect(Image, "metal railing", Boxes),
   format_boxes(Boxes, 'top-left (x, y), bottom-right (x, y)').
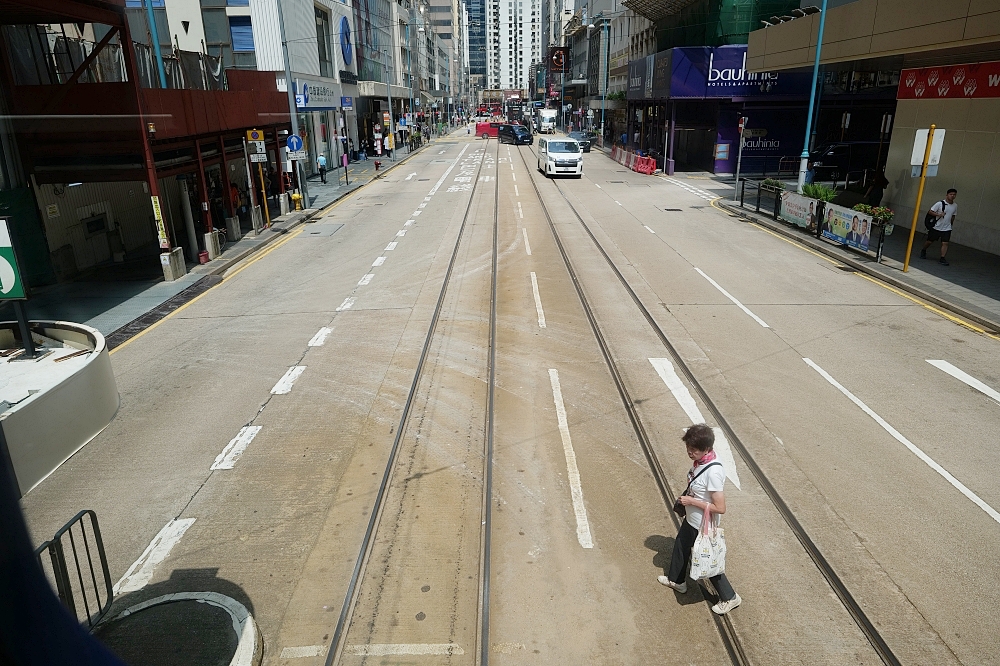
top-left (738, 179), bottom-right (782, 220)
top-left (34, 510), bottom-right (114, 631)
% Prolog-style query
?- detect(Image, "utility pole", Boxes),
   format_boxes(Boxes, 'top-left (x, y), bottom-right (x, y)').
top-left (277, 0), bottom-right (309, 205)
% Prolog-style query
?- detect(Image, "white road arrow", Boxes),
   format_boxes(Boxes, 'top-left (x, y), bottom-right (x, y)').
top-left (405, 172), bottom-right (417, 180)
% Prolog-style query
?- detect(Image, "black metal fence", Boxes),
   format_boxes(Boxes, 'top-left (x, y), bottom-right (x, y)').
top-left (738, 179), bottom-right (782, 220)
top-left (34, 510), bottom-right (114, 631)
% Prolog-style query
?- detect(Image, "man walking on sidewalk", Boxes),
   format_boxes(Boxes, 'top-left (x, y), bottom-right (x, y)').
top-left (317, 154), bottom-right (328, 184)
top-left (921, 188), bottom-right (958, 266)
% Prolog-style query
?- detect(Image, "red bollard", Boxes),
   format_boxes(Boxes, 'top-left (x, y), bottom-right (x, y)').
top-left (374, 160), bottom-right (382, 171)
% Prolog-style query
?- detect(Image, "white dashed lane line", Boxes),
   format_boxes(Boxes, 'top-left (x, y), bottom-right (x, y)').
top-left (308, 327), bottom-right (332, 346)
top-left (211, 426), bottom-right (263, 471)
top-left (271, 366), bottom-right (306, 394)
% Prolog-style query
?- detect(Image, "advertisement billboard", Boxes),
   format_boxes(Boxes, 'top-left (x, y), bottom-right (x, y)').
top-left (898, 60), bottom-right (1000, 100)
top-left (548, 47), bottom-right (569, 75)
top-left (821, 203), bottom-right (872, 252)
top-left (671, 46), bottom-right (813, 100)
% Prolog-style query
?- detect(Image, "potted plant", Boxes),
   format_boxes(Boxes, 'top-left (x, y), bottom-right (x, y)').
top-left (853, 203), bottom-right (895, 234)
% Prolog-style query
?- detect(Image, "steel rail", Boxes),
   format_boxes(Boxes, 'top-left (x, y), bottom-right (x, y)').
top-left (325, 139), bottom-right (500, 666)
top-left (527, 150), bottom-right (900, 666)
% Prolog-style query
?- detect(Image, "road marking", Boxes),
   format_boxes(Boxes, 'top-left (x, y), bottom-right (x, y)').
top-left (385, 242), bottom-right (397, 250)
top-left (522, 228), bottom-right (532, 255)
top-left (271, 366), bottom-right (306, 394)
top-left (615, 200), bottom-right (622, 206)
top-left (372, 256), bottom-right (386, 266)
top-left (345, 644), bottom-right (464, 656)
top-left (648, 358), bottom-right (741, 489)
top-left (439, 149), bottom-right (446, 154)
top-left (694, 267), bottom-right (769, 328)
top-left (518, 202), bottom-right (524, 218)
top-left (396, 229), bottom-right (406, 237)
top-left (424, 197), bottom-right (432, 201)
top-left (804, 358), bottom-right (1000, 525)
top-left (358, 273), bottom-right (374, 286)
top-left (280, 646), bottom-right (327, 658)
top-left (927, 360), bottom-right (1000, 404)
top-left (514, 185), bottom-right (519, 196)
top-left (114, 518), bottom-right (196, 594)
top-left (337, 296), bottom-right (356, 310)
top-left (548, 369), bottom-right (594, 548)
top-left (595, 183), bottom-right (601, 189)
top-left (211, 425), bottom-right (263, 470)
top-left (644, 225), bottom-right (656, 234)
top-left (512, 173), bottom-right (516, 181)
top-left (308, 327), bottom-right (332, 346)
top-left (412, 210), bottom-right (422, 216)
top-left (530, 272), bottom-right (546, 328)
top-left (418, 203), bottom-right (427, 208)
top-left (428, 144), bottom-right (470, 196)
top-left (405, 172), bottom-right (416, 180)
top-left (404, 219), bottom-right (414, 226)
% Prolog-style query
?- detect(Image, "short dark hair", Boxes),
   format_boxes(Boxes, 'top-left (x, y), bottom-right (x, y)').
top-left (682, 424), bottom-right (715, 452)
top-left (947, 188), bottom-right (957, 194)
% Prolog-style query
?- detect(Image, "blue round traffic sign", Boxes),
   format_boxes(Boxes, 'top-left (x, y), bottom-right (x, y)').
top-left (286, 135), bottom-right (303, 151)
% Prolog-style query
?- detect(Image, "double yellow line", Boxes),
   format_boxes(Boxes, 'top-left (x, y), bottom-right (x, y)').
top-left (728, 201), bottom-right (999, 341)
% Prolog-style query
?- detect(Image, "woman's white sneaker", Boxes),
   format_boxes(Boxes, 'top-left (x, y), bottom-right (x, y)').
top-left (656, 576), bottom-right (686, 593)
top-left (711, 593), bottom-right (742, 615)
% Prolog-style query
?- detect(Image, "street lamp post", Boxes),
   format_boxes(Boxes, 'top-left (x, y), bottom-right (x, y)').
top-left (276, 0), bottom-right (309, 204)
top-left (797, 0), bottom-right (829, 193)
top-left (383, 50), bottom-right (395, 162)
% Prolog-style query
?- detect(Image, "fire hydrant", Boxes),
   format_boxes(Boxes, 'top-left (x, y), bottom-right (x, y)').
top-left (374, 160), bottom-right (382, 171)
top-left (290, 192), bottom-right (303, 211)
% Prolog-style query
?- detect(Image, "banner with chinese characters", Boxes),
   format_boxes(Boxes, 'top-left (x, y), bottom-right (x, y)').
top-left (780, 192), bottom-right (818, 231)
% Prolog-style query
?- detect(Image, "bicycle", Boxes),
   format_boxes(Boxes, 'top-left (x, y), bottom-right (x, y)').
top-left (214, 226), bottom-right (228, 253)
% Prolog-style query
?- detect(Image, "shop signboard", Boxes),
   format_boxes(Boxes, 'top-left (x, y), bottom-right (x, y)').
top-left (781, 192), bottom-right (818, 231)
top-left (714, 108), bottom-right (805, 174)
top-left (627, 56), bottom-right (646, 100)
top-left (898, 60), bottom-right (1000, 100)
top-left (294, 76), bottom-right (341, 110)
top-left (821, 203), bottom-right (872, 252)
top-left (670, 46), bottom-right (812, 100)
top-left (548, 47), bottom-right (569, 75)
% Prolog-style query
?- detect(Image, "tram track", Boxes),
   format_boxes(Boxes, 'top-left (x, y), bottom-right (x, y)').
top-left (515, 145), bottom-right (901, 666)
top-left (324, 138), bottom-right (501, 666)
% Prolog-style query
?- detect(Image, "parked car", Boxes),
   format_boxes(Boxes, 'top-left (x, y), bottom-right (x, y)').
top-left (499, 124), bottom-right (533, 145)
top-left (476, 121), bottom-right (500, 139)
top-left (537, 137), bottom-right (583, 177)
top-left (808, 142), bottom-right (881, 181)
top-left (567, 131), bottom-right (592, 152)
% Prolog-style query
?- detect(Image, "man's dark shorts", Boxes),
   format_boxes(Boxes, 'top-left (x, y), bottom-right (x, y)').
top-left (927, 228), bottom-right (952, 242)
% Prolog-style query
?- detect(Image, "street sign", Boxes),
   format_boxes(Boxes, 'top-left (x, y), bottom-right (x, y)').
top-left (247, 129), bottom-right (264, 142)
top-left (250, 153), bottom-right (268, 163)
top-left (287, 150), bottom-right (307, 161)
top-left (286, 135), bottom-right (303, 152)
top-left (743, 128), bottom-right (767, 137)
top-left (738, 116), bottom-right (747, 133)
top-left (341, 96), bottom-right (353, 110)
top-left (0, 219), bottom-right (26, 299)
top-left (587, 109), bottom-right (594, 118)
top-left (911, 128), bottom-right (945, 166)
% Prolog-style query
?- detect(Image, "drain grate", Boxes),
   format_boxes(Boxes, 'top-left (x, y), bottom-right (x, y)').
top-left (105, 276), bottom-right (221, 349)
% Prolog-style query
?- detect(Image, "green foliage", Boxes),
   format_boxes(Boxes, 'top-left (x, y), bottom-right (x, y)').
top-left (760, 178), bottom-right (785, 190)
top-left (801, 183), bottom-right (838, 202)
top-left (853, 203), bottom-right (895, 223)
top-left (606, 91), bottom-right (626, 101)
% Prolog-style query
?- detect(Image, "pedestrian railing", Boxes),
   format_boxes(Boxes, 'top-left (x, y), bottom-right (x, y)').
top-left (738, 179), bottom-right (783, 220)
top-left (34, 510), bottom-right (114, 631)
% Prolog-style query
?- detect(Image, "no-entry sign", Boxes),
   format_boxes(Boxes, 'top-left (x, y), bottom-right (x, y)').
top-left (0, 219), bottom-right (26, 299)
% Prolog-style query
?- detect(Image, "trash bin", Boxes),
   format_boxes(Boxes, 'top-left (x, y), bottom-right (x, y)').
top-left (198, 251), bottom-right (209, 264)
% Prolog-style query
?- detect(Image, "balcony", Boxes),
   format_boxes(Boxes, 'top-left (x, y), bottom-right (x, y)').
top-left (619, 0), bottom-right (700, 22)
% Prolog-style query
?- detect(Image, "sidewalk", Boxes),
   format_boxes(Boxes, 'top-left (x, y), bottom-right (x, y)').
top-left (0, 143), bottom-right (434, 344)
top-left (718, 197), bottom-right (1000, 332)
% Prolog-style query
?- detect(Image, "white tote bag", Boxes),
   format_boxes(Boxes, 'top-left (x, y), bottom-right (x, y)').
top-left (689, 507), bottom-right (726, 580)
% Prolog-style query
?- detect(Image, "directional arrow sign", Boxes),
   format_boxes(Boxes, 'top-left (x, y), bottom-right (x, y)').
top-left (0, 219), bottom-right (26, 299)
top-left (286, 134), bottom-right (303, 152)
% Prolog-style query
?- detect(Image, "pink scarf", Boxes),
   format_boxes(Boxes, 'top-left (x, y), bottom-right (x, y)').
top-left (690, 450), bottom-right (717, 478)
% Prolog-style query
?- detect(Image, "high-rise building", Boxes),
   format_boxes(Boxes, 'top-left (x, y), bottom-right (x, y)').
top-left (487, 0), bottom-right (542, 90)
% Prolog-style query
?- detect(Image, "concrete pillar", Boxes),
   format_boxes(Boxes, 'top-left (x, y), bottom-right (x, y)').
top-left (178, 179), bottom-right (199, 263)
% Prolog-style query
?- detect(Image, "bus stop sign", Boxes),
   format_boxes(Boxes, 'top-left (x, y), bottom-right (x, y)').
top-left (0, 219), bottom-right (26, 299)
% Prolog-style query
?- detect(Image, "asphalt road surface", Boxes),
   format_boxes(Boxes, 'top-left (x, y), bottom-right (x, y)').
top-left (22, 134), bottom-right (1000, 665)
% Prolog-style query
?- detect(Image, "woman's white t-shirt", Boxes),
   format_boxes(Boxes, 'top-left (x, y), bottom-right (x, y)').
top-left (686, 462), bottom-right (726, 530)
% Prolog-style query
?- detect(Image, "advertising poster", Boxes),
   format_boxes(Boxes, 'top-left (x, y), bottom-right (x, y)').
top-left (781, 192), bottom-right (818, 231)
top-left (821, 203), bottom-right (872, 252)
top-left (898, 60), bottom-right (1000, 100)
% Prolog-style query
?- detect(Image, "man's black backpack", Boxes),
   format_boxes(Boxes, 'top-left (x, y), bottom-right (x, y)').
top-left (924, 200), bottom-right (945, 231)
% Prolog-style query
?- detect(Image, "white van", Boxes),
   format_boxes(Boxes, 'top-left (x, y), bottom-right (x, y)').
top-left (537, 137), bottom-right (584, 178)
top-left (538, 109), bottom-right (557, 133)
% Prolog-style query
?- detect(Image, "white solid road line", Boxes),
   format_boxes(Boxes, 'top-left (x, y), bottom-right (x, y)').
top-left (385, 242), bottom-right (397, 251)
top-left (308, 327), bottom-right (332, 346)
top-left (280, 646), bottom-right (327, 658)
top-left (694, 268), bottom-right (770, 328)
top-left (804, 358), bottom-right (1000, 525)
top-left (548, 369), bottom-right (595, 549)
top-left (337, 296), bottom-right (356, 311)
top-left (345, 644), bottom-right (464, 656)
top-left (428, 144), bottom-right (469, 196)
top-left (211, 425), bottom-right (263, 470)
top-left (927, 360), bottom-right (1000, 404)
top-left (648, 358), bottom-right (741, 489)
top-left (358, 273), bottom-right (374, 286)
top-left (644, 225), bottom-right (656, 234)
top-left (114, 518), bottom-right (196, 594)
top-left (271, 366), bottom-right (306, 394)
top-left (522, 228), bottom-right (532, 255)
top-left (530, 272), bottom-right (546, 328)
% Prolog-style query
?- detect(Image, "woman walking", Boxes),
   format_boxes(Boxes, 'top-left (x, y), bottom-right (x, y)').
top-left (658, 423), bottom-right (742, 615)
